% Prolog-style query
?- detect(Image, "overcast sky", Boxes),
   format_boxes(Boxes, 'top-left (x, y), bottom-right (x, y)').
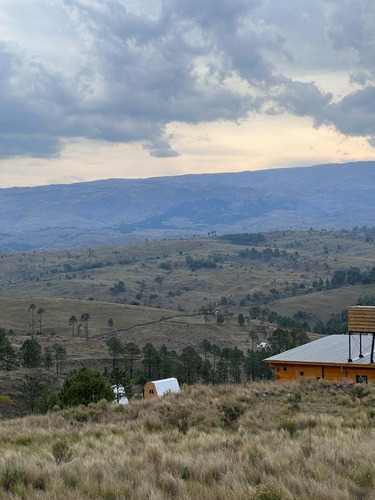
top-left (1, 0), bottom-right (375, 187)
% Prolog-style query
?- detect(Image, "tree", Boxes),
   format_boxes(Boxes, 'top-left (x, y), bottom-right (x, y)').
top-left (216, 313), bottom-right (224, 326)
top-left (211, 344), bottom-right (221, 385)
top-left (132, 370), bottom-right (149, 399)
top-left (180, 346), bottom-right (202, 384)
top-left (53, 344), bottom-right (67, 375)
top-left (110, 281), bottom-right (126, 295)
top-left (28, 303), bottom-right (37, 335)
top-left (199, 339), bottom-right (212, 360)
top-left (21, 376), bottom-right (45, 415)
top-left (69, 315), bottom-right (78, 337)
top-left (107, 318), bottom-right (114, 328)
top-left (124, 342), bottom-right (141, 378)
top-left (201, 359), bottom-right (213, 384)
top-left (158, 345), bottom-right (177, 379)
top-left (60, 367), bottom-right (114, 407)
top-left (0, 328), bottom-right (18, 371)
top-left (142, 343), bottom-right (160, 378)
top-left (36, 307), bottom-right (46, 334)
top-left (43, 347), bottom-right (54, 371)
top-left (238, 313), bottom-right (245, 327)
top-left (248, 329), bottom-right (259, 352)
top-left (80, 313), bottom-right (90, 339)
top-left (109, 368), bottom-right (133, 402)
top-left (229, 346), bottom-right (244, 383)
top-left (106, 337), bottom-right (123, 370)
top-left (20, 338), bottom-right (42, 368)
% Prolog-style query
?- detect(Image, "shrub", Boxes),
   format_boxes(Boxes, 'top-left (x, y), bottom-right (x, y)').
top-left (166, 406), bottom-right (191, 434)
top-left (0, 466), bottom-right (27, 492)
top-left (278, 418), bottom-right (297, 437)
top-left (52, 439), bottom-right (73, 466)
top-left (220, 402), bottom-right (246, 428)
top-left (254, 482), bottom-right (285, 500)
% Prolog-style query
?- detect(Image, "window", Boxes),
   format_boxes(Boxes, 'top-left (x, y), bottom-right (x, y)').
top-left (283, 366), bottom-right (287, 372)
top-left (356, 375), bottom-right (368, 384)
top-left (300, 371), bottom-right (304, 376)
top-left (149, 389), bottom-right (154, 394)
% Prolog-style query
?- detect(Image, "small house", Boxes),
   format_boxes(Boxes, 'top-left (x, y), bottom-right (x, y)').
top-left (144, 378), bottom-right (180, 399)
top-left (266, 334), bottom-right (375, 383)
top-left (266, 306), bottom-right (375, 383)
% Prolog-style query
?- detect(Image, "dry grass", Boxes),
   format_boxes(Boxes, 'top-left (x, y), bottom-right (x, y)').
top-left (1, 380), bottom-right (375, 499)
top-left (2, 230), bottom-right (375, 329)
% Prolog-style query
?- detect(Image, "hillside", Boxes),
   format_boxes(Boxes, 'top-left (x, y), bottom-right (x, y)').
top-left (1, 228), bottom-right (375, 381)
top-left (1, 381), bottom-right (375, 499)
top-left (1, 161), bottom-right (375, 250)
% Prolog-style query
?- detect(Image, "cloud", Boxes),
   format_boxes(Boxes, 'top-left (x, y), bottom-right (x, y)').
top-left (1, 0), bottom-right (374, 160)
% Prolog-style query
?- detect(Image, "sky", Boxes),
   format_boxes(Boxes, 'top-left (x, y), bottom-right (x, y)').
top-left (1, 0), bottom-right (375, 187)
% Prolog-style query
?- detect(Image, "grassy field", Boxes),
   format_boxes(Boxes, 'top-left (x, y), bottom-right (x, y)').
top-left (1, 380), bottom-right (375, 499)
top-left (1, 229), bottom-right (375, 332)
top-left (1, 228), bottom-right (375, 403)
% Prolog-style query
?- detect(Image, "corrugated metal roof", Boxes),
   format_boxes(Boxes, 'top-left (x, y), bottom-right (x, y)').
top-left (153, 377), bottom-right (180, 396)
top-left (266, 334), bottom-right (375, 365)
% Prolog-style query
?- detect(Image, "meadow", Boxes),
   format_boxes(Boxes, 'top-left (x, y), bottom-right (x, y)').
top-left (1, 380), bottom-right (375, 499)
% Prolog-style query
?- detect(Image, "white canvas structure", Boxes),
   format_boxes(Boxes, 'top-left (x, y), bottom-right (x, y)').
top-left (152, 377), bottom-right (180, 396)
top-left (112, 385), bottom-right (129, 405)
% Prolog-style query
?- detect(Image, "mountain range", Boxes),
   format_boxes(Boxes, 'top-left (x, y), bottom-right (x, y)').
top-left (1, 161), bottom-right (375, 250)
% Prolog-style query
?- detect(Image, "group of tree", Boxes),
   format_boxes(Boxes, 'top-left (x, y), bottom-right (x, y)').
top-left (27, 303), bottom-right (46, 335)
top-left (238, 247), bottom-right (285, 261)
top-left (220, 232), bottom-right (266, 246)
top-left (68, 313), bottom-right (90, 338)
top-left (311, 267), bottom-right (375, 293)
top-left (21, 366), bottom-right (116, 415)
top-left (105, 337), bottom-right (281, 386)
top-left (1, 334), bottom-right (67, 374)
top-left (185, 254), bottom-right (218, 271)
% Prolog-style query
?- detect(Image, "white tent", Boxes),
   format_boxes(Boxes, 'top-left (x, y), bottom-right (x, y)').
top-left (150, 377), bottom-right (180, 396)
top-left (112, 385), bottom-right (129, 405)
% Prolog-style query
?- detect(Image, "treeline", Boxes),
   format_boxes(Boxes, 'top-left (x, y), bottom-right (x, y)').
top-left (238, 247), bottom-right (285, 260)
top-left (185, 254), bottom-right (223, 271)
top-left (313, 267), bottom-right (375, 291)
top-left (106, 338), bottom-right (272, 385)
top-left (0, 330), bottom-right (67, 374)
top-left (248, 307), bottom-right (312, 332)
top-left (220, 233), bottom-right (266, 246)
top-left (312, 296), bottom-right (375, 334)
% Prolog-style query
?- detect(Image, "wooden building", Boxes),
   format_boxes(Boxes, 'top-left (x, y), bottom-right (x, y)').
top-left (144, 378), bottom-right (180, 399)
top-left (266, 334), bottom-right (375, 383)
top-left (266, 306), bottom-right (375, 383)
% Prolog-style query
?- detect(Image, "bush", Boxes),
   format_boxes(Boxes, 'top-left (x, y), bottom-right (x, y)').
top-left (60, 367), bottom-right (114, 407)
top-left (220, 402), bottom-right (246, 428)
top-left (1, 466), bottom-right (27, 492)
top-left (52, 439), bottom-right (73, 466)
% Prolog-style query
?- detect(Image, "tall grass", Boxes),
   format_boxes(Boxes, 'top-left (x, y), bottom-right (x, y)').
top-left (0, 380), bottom-right (375, 498)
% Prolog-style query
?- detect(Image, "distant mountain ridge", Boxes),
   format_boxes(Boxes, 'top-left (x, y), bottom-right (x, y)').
top-left (1, 161), bottom-right (375, 250)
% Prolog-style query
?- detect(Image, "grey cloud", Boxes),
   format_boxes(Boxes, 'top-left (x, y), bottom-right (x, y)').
top-left (4, 0), bottom-right (367, 159)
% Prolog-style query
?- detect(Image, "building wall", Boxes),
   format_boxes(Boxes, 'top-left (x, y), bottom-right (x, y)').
top-left (269, 362), bottom-right (375, 383)
top-left (144, 382), bottom-right (157, 399)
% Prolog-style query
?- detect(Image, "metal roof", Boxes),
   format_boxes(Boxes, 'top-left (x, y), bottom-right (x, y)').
top-left (266, 334), bottom-right (375, 365)
top-left (153, 377), bottom-right (180, 396)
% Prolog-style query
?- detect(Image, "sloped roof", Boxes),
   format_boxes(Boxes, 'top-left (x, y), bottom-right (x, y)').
top-left (153, 378), bottom-right (180, 395)
top-left (266, 334), bottom-right (375, 365)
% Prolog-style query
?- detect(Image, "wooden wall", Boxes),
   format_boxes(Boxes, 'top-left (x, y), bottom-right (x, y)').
top-left (144, 382), bottom-right (157, 399)
top-left (268, 362), bottom-right (375, 383)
